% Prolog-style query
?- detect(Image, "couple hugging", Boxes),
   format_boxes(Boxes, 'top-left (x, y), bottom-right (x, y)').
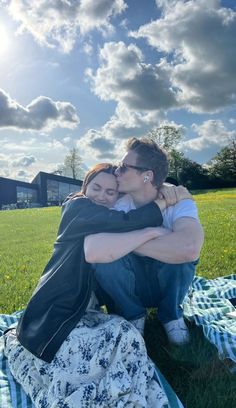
top-left (4, 137), bottom-right (204, 407)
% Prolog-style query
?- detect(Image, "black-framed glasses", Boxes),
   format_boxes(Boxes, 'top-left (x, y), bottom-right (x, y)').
top-left (117, 162), bottom-right (150, 174)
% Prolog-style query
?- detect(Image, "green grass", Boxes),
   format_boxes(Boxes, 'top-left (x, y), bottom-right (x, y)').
top-left (0, 188), bottom-right (236, 407)
top-left (0, 207), bottom-right (60, 312)
top-left (145, 315), bottom-right (236, 408)
top-left (194, 188), bottom-right (236, 278)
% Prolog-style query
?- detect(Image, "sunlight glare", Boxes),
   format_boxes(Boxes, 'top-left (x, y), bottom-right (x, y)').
top-left (0, 24), bottom-right (10, 55)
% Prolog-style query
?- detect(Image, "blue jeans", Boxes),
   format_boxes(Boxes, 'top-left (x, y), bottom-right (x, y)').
top-left (93, 254), bottom-right (197, 324)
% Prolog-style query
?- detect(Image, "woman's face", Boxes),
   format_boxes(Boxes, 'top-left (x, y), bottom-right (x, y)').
top-left (85, 172), bottom-right (119, 208)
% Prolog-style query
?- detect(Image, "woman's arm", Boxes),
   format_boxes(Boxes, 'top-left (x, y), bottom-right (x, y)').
top-left (84, 227), bottom-right (170, 263)
top-left (58, 197), bottom-right (163, 242)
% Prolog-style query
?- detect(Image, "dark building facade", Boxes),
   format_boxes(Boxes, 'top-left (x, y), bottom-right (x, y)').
top-left (0, 172), bottom-right (82, 209)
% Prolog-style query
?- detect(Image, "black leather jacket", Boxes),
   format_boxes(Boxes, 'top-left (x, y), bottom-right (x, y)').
top-left (17, 196), bottom-right (163, 362)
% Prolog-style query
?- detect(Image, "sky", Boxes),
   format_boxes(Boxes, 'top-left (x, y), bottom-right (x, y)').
top-left (0, 0), bottom-right (236, 182)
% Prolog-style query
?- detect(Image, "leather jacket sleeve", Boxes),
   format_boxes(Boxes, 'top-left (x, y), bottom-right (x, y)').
top-left (57, 196), bottom-right (163, 242)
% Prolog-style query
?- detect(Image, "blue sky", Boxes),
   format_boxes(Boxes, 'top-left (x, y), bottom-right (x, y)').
top-left (0, 0), bottom-right (235, 181)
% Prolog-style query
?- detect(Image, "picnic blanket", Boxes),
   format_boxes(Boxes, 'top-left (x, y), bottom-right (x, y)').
top-left (183, 274), bottom-right (236, 371)
top-left (2, 274), bottom-right (235, 407)
top-left (0, 311), bottom-right (184, 408)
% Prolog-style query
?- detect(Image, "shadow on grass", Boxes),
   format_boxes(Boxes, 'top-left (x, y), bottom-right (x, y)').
top-left (145, 311), bottom-right (236, 408)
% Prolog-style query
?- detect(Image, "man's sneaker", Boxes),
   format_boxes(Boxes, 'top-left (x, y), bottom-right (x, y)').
top-left (163, 317), bottom-right (190, 345)
top-left (130, 316), bottom-right (145, 336)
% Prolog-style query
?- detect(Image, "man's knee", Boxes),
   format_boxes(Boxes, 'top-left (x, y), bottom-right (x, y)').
top-left (93, 263), bottom-right (114, 284)
top-left (155, 261), bottom-right (197, 292)
top-left (175, 260), bottom-right (198, 278)
top-left (93, 254), bottom-right (133, 282)
top-left (95, 254), bottom-right (135, 271)
top-left (157, 260), bottom-right (197, 273)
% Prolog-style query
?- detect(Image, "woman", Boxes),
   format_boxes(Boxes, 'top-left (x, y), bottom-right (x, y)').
top-left (4, 163), bottom-right (188, 407)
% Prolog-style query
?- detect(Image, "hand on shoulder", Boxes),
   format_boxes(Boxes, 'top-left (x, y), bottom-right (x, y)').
top-left (158, 183), bottom-right (193, 208)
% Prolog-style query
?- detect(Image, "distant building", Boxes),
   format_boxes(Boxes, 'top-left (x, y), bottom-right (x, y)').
top-left (0, 172), bottom-right (83, 209)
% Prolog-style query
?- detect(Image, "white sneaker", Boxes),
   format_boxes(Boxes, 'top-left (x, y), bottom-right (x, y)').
top-left (163, 317), bottom-right (190, 345)
top-left (130, 316), bottom-right (145, 336)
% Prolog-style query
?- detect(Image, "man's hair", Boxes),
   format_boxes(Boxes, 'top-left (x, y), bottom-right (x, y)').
top-left (126, 137), bottom-right (168, 188)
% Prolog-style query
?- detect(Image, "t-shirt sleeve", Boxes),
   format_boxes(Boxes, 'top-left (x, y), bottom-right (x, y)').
top-left (163, 199), bottom-right (199, 230)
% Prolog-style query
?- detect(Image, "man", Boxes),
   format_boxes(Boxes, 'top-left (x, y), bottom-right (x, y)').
top-left (93, 138), bottom-right (204, 345)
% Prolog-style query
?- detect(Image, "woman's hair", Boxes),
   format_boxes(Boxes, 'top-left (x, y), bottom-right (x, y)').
top-left (72, 163), bottom-right (117, 198)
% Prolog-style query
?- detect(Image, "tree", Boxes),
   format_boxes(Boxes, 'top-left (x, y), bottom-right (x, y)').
top-left (146, 125), bottom-right (214, 188)
top-left (178, 157), bottom-right (210, 189)
top-left (147, 125), bottom-right (185, 180)
top-left (147, 125), bottom-right (182, 151)
top-left (208, 141), bottom-right (236, 186)
top-left (168, 150), bottom-right (186, 180)
top-left (55, 147), bottom-right (84, 180)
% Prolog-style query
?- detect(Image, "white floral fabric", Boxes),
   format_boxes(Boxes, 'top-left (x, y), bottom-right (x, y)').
top-left (4, 311), bottom-right (169, 408)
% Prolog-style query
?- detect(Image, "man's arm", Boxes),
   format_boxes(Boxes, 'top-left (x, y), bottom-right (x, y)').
top-left (134, 217), bottom-right (204, 264)
top-left (84, 227), bottom-right (163, 263)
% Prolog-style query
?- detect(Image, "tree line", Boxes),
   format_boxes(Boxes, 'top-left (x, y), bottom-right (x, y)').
top-left (55, 126), bottom-right (236, 190)
top-left (148, 126), bottom-right (235, 189)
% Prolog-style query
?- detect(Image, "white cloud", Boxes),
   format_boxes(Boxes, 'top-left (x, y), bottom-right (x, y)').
top-left (0, 89), bottom-right (79, 131)
top-left (119, 18), bottom-right (129, 30)
top-left (100, 104), bottom-right (165, 140)
top-left (1, 139), bottom-right (41, 153)
top-left (0, 152), bottom-right (35, 180)
top-left (83, 38), bottom-right (176, 159)
top-left (78, 0), bottom-right (127, 35)
top-left (87, 41), bottom-right (177, 111)
top-left (7, 0), bottom-right (127, 53)
top-left (12, 155), bottom-right (36, 167)
top-left (80, 40), bottom-right (176, 160)
top-left (0, 154), bottom-right (8, 168)
top-left (130, 0), bottom-right (236, 113)
top-left (17, 169), bottom-right (28, 178)
top-left (45, 139), bottom-right (66, 150)
top-left (83, 41), bottom-right (93, 55)
top-left (62, 136), bottom-right (72, 144)
top-left (0, 137), bottom-right (71, 181)
top-left (155, 0), bottom-right (182, 10)
top-left (90, 136), bottom-right (114, 152)
top-left (181, 119), bottom-right (235, 152)
top-left (77, 103), bottom-right (168, 163)
top-left (77, 129), bottom-right (117, 162)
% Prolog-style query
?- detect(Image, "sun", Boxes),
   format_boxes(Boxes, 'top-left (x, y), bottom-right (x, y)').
top-left (0, 24), bottom-right (10, 55)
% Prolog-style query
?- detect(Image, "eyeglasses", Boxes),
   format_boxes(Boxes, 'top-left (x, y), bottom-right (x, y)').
top-left (117, 162), bottom-right (150, 174)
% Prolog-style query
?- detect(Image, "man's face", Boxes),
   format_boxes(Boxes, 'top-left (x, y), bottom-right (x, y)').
top-left (115, 150), bottom-right (147, 194)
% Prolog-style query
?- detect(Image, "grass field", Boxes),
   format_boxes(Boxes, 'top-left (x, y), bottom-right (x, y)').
top-left (0, 188), bottom-right (236, 407)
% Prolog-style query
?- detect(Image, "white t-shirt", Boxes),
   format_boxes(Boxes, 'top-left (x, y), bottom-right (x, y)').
top-left (114, 194), bottom-right (199, 231)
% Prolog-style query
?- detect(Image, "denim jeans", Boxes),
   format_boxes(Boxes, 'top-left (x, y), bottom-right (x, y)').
top-left (93, 254), bottom-right (197, 324)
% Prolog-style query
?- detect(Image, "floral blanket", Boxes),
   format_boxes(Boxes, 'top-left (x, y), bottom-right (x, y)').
top-left (1, 311), bottom-right (184, 408)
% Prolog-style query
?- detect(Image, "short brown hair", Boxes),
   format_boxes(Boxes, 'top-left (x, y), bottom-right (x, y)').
top-left (126, 137), bottom-right (168, 188)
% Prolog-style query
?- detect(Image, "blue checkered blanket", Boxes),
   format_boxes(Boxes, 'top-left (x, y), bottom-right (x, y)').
top-left (183, 274), bottom-right (236, 371)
